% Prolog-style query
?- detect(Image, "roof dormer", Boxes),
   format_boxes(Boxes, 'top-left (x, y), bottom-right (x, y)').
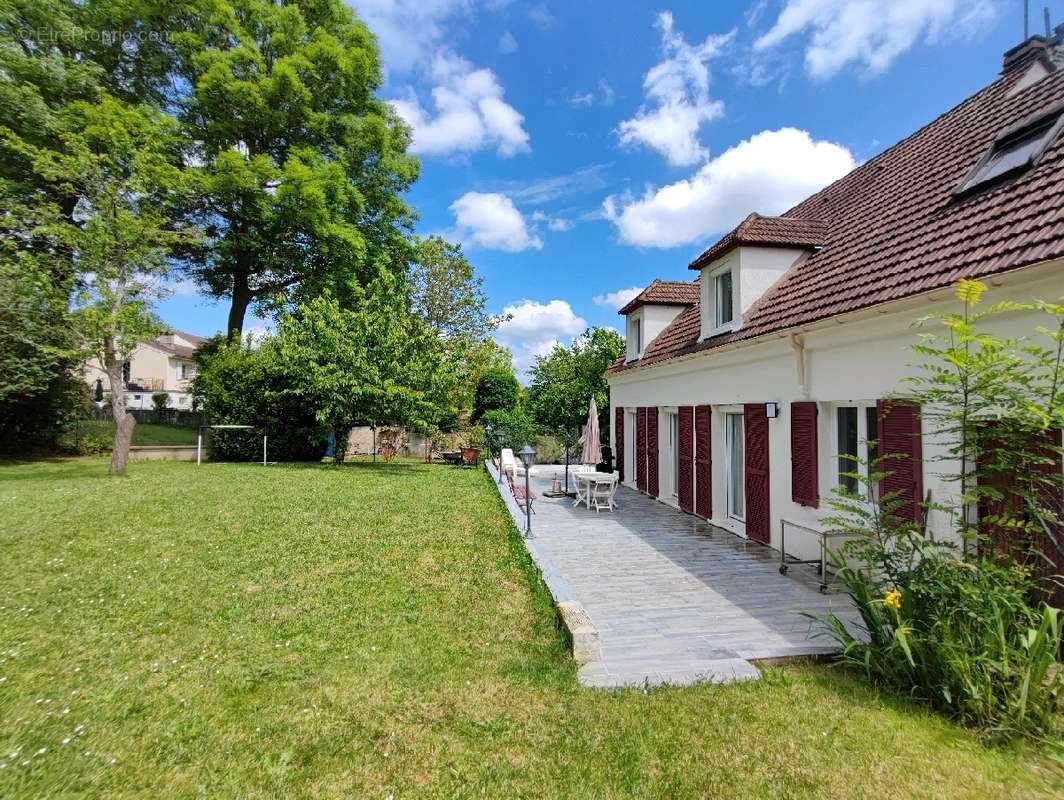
top-left (689, 214), bottom-right (826, 341)
top-left (618, 279), bottom-right (699, 362)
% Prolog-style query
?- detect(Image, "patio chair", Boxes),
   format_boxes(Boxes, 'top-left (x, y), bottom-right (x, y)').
top-left (588, 476), bottom-right (618, 513)
top-left (507, 473), bottom-right (536, 514)
top-left (499, 447), bottom-right (517, 477)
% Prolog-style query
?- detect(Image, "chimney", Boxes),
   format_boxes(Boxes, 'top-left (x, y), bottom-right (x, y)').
top-left (1004, 5), bottom-right (1064, 73)
top-left (1003, 35), bottom-right (1050, 73)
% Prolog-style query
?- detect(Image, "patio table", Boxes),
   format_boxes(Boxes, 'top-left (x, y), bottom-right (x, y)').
top-left (572, 471), bottom-right (618, 509)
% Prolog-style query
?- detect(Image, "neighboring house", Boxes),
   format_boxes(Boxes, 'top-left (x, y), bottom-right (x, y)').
top-left (84, 330), bottom-right (207, 411)
top-left (606, 33), bottom-right (1064, 573)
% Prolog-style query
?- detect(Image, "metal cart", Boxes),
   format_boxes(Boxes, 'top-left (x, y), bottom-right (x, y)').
top-left (778, 519), bottom-right (858, 594)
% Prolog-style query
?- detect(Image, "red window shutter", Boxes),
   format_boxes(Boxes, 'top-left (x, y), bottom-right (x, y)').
top-left (636, 407), bottom-right (647, 492)
top-left (695, 405), bottom-right (712, 518)
top-left (647, 407), bottom-right (660, 497)
top-left (744, 403), bottom-right (770, 544)
top-left (979, 426), bottom-right (1064, 607)
top-left (614, 407), bottom-right (625, 483)
top-left (877, 399), bottom-right (924, 524)
top-left (790, 401), bottom-right (819, 508)
top-left (678, 406), bottom-right (694, 512)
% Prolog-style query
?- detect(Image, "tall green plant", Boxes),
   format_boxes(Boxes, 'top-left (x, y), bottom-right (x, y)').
top-left (906, 279), bottom-right (1064, 556)
top-left (815, 280), bottom-right (1064, 742)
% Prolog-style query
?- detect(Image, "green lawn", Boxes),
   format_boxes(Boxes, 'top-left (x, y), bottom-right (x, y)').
top-left (75, 421), bottom-right (199, 447)
top-left (0, 459), bottom-right (1059, 798)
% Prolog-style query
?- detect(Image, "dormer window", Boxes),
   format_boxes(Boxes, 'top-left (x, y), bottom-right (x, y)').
top-left (627, 315), bottom-right (643, 361)
top-left (715, 270), bottom-right (734, 327)
top-left (956, 105), bottom-right (1064, 194)
top-left (701, 256), bottom-right (739, 338)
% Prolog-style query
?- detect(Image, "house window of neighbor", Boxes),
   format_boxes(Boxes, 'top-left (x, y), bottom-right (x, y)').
top-left (835, 405), bottom-right (878, 496)
top-left (715, 269), bottom-right (734, 328)
top-left (631, 318), bottom-right (641, 356)
top-left (180, 363), bottom-right (196, 380)
top-left (725, 412), bottom-right (745, 520)
top-left (122, 361), bottom-right (131, 384)
top-left (957, 109), bottom-right (1064, 194)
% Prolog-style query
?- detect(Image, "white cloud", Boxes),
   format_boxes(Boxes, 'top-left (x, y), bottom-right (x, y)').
top-left (494, 299), bottom-right (588, 378)
top-left (527, 3), bottom-right (554, 30)
top-left (598, 79), bottom-right (616, 106)
top-left (166, 278), bottom-right (201, 297)
top-left (754, 0), bottom-right (996, 80)
top-left (498, 30), bottom-right (518, 54)
top-left (569, 80), bottom-right (616, 108)
top-left (450, 192), bottom-right (542, 251)
top-left (616, 11), bottom-right (734, 167)
top-left (530, 211), bottom-right (574, 233)
top-left (592, 286), bottom-right (643, 309)
top-left (391, 51), bottom-right (530, 158)
top-left (354, 0), bottom-right (474, 73)
top-left (494, 163), bottom-right (610, 205)
top-left (603, 127), bottom-right (855, 248)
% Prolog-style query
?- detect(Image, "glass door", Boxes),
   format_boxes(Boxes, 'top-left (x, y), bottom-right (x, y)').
top-left (725, 412), bottom-right (745, 520)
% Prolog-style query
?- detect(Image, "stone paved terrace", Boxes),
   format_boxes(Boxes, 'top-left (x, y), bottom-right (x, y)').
top-left (490, 463), bottom-right (858, 689)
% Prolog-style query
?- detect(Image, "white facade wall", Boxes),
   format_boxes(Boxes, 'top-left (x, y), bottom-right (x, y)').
top-left (84, 341), bottom-right (198, 409)
top-left (626, 304), bottom-right (687, 362)
top-left (610, 263), bottom-right (1064, 562)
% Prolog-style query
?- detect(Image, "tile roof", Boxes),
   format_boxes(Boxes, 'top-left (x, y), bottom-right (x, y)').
top-left (609, 48), bottom-right (1064, 376)
top-left (688, 214), bottom-right (828, 270)
top-left (616, 278), bottom-right (701, 315)
top-left (151, 331), bottom-right (206, 360)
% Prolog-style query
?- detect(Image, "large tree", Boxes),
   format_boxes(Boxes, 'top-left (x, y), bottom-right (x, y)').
top-left (271, 279), bottom-right (454, 463)
top-left (409, 236), bottom-right (494, 340)
top-left (0, 2), bottom-right (106, 283)
top-left (149, 0), bottom-right (420, 338)
top-left (526, 327), bottom-right (625, 441)
top-left (27, 97), bottom-right (193, 474)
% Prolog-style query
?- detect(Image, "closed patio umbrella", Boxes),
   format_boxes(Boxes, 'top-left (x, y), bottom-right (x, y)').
top-left (581, 396), bottom-right (601, 466)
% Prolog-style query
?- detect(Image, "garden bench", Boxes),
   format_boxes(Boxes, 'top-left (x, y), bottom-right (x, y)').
top-left (508, 474), bottom-right (536, 514)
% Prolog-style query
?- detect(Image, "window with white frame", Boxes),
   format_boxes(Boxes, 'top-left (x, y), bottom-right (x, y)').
top-left (179, 362), bottom-right (197, 381)
top-left (715, 269), bottom-right (734, 327)
top-left (834, 404), bottom-right (879, 495)
top-left (702, 259), bottom-right (737, 338)
top-left (628, 317), bottom-right (642, 359)
top-left (725, 412), bottom-right (745, 520)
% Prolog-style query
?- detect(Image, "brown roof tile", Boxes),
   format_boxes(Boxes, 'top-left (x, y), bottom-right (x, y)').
top-left (617, 278), bottom-right (700, 315)
top-left (688, 214), bottom-right (828, 270)
top-left (609, 55), bottom-right (1064, 376)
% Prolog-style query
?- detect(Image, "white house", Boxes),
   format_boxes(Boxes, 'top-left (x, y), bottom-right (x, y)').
top-left (606, 33), bottom-right (1064, 578)
top-left (84, 330), bottom-right (206, 411)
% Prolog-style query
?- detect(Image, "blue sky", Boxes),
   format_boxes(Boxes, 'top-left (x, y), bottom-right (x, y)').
top-left (161, 0), bottom-right (1024, 374)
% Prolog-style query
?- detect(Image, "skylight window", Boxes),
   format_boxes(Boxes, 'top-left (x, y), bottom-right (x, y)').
top-left (957, 107), bottom-right (1064, 194)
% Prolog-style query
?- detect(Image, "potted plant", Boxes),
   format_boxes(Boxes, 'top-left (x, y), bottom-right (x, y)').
top-left (461, 425), bottom-right (485, 465)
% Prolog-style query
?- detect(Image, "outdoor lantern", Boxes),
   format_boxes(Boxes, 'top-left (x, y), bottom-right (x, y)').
top-left (519, 443), bottom-right (536, 537)
top-left (766, 401), bottom-right (780, 419)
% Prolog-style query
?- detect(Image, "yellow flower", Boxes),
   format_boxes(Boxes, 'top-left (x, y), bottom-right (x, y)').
top-left (884, 589), bottom-right (902, 611)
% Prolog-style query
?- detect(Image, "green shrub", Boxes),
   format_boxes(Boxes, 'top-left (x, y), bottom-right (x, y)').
top-left (480, 408), bottom-right (538, 453)
top-left (818, 474), bottom-right (1063, 742)
top-left (58, 418), bottom-right (112, 455)
top-left (534, 434), bottom-right (564, 464)
top-left (193, 339), bottom-right (328, 462)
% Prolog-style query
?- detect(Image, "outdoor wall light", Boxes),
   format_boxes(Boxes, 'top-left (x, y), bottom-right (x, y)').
top-left (766, 402), bottom-right (780, 419)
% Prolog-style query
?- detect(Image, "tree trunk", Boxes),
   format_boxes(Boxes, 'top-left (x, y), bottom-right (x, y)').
top-left (104, 339), bottom-right (135, 476)
top-left (226, 273), bottom-right (252, 343)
